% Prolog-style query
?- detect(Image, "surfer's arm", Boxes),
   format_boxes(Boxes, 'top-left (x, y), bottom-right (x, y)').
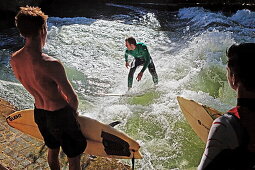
top-left (198, 116), bottom-right (238, 169)
top-left (136, 45), bottom-right (150, 81)
top-left (50, 61), bottom-right (78, 111)
top-left (125, 50), bottom-right (130, 68)
top-left (140, 45), bottom-right (150, 73)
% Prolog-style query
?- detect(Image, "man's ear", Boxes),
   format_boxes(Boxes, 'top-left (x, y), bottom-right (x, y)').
top-left (131, 44), bottom-right (136, 50)
top-left (232, 74), bottom-right (239, 90)
top-left (41, 26), bottom-right (46, 35)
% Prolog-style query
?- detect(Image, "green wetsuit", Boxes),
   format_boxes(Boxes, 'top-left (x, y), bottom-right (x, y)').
top-left (125, 42), bottom-right (151, 73)
top-left (125, 42), bottom-right (158, 88)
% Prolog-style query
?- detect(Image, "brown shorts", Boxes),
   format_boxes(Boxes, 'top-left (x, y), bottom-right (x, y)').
top-left (34, 105), bottom-right (86, 158)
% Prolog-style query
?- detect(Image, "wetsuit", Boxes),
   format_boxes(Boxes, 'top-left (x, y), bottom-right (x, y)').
top-left (125, 42), bottom-right (158, 88)
top-left (198, 99), bottom-right (255, 170)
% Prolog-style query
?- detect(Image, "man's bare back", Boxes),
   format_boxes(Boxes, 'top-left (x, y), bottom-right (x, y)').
top-left (11, 46), bottom-right (77, 111)
top-left (12, 7), bottom-right (84, 169)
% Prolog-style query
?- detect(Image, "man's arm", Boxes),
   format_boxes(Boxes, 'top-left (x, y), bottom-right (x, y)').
top-left (136, 45), bottom-right (150, 81)
top-left (50, 60), bottom-right (78, 111)
top-left (140, 45), bottom-right (150, 73)
top-left (198, 116), bottom-right (239, 169)
top-left (125, 50), bottom-right (130, 68)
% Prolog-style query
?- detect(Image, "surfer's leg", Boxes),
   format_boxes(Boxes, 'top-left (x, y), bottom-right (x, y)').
top-left (148, 61), bottom-right (158, 85)
top-left (128, 65), bottom-right (137, 89)
top-left (54, 105), bottom-right (86, 168)
top-left (34, 106), bottom-right (62, 169)
top-left (68, 154), bottom-right (81, 170)
top-left (48, 148), bottom-right (60, 170)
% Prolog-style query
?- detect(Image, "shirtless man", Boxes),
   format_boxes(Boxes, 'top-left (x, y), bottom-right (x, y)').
top-left (11, 7), bottom-right (86, 170)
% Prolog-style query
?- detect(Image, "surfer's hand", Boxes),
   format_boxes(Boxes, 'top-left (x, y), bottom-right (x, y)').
top-left (136, 72), bottom-right (143, 81)
top-left (125, 62), bottom-right (130, 68)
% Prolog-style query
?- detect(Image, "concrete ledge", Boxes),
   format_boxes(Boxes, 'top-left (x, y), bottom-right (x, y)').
top-left (0, 164), bottom-right (8, 170)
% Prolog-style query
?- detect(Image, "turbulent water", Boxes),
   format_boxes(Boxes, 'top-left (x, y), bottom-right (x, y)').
top-left (1, 4), bottom-right (255, 169)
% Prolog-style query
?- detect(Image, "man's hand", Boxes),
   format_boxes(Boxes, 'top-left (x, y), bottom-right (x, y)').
top-left (136, 72), bottom-right (143, 81)
top-left (125, 62), bottom-right (130, 68)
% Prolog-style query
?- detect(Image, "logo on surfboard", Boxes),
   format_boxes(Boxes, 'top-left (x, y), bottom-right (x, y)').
top-left (6, 114), bottom-right (22, 121)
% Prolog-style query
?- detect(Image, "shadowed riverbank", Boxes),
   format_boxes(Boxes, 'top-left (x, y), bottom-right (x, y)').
top-left (1, 0), bottom-right (255, 30)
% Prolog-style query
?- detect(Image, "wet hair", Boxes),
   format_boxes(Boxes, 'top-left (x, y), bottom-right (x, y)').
top-left (15, 6), bottom-right (48, 37)
top-left (125, 37), bottom-right (137, 45)
top-left (227, 43), bottom-right (255, 91)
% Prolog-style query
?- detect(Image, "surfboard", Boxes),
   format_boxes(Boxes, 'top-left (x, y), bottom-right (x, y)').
top-left (177, 96), bottom-right (223, 143)
top-left (98, 90), bottom-right (152, 97)
top-left (100, 93), bottom-right (127, 96)
top-left (6, 109), bottom-right (142, 159)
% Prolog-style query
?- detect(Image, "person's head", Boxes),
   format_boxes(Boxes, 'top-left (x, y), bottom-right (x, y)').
top-left (15, 6), bottom-right (48, 41)
top-left (125, 37), bottom-right (137, 50)
top-left (226, 43), bottom-right (255, 92)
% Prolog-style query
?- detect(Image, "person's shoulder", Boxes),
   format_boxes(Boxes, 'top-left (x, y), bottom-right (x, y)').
top-left (42, 53), bottom-right (59, 63)
top-left (137, 42), bottom-right (148, 50)
top-left (212, 113), bottom-right (240, 131)
top-left (11, 48), bottom-right (23, 59)
top-left (212, 115), bottom-right (232, 127)
top-left (137, 42), bottom-right (146, 46)
top-left (10, 48), bottom-right (23, 65)
top-left (41, 54), bottom-right (63, 69)
top-left (11, 50), bottom-right (19, 58)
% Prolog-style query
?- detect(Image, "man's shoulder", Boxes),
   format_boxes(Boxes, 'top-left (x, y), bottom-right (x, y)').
top-left (42, 53), bottom-right (59, 62)
top-left (11, 48), bottom-right (22, 59)
top-left (213, 113), bottom-right (239, 127)
top-left (137, 42), bottom-right (146, 47)
top-left (137, 43), bottom-right (148, 51)
top-left (10, 49), bottom-right (25, 66)
top-left (42, 55), bottom-right (62, 69)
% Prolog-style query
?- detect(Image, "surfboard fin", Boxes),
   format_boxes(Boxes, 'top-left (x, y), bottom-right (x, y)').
top-left (101, 131), bottom-right (131, 156)
top-left (108, 121), bottom-right (121, 127)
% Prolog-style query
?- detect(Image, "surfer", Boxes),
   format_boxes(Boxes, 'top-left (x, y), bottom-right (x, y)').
top-left (124, 37), bottom-right (158, 90)
top-left (11, 7), bottom-right (86, 170)
top-left (198, 43), bottom-right (255, 169)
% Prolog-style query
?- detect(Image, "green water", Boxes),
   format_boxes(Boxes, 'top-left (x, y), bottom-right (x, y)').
top-left (175, 120), bottom-right (205, 169)
top-left (123, 90), bottom-right (204, 169)
top-left (190, 65), bottom-right (227, 98)
top-left (128, 91), bottom-right (160, 106)
top-left (124, 111), bottom-right (204, 169)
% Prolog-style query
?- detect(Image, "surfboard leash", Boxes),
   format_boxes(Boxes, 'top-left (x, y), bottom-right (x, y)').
top-left (132, 150), bottom-right (135, 170)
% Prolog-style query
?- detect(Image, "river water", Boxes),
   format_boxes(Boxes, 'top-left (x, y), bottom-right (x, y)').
top-left (0, 3), bottom-right (255, 169)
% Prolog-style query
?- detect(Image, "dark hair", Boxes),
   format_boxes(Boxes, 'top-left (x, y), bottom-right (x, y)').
top-left (15, 6), bottom-right (48, 37)
top-left (227, 43), bottom-right (255, 91)
top-left (125, 37), bottom-right (137, 45)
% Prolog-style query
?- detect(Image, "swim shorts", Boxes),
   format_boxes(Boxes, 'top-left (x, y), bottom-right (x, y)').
top-left (34, 105), bottom-right (86, 158)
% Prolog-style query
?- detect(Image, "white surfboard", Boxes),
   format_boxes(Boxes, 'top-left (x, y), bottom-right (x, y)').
top-left (100, 93), bottom-right (127, 96)
top-left (177, 96), bottom-right (223, 143)
top-left (6, 109), bottom-right (142, 159)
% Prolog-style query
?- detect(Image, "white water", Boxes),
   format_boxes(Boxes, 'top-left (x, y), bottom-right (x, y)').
top-left (1, 6), bottom-right (255, 169)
